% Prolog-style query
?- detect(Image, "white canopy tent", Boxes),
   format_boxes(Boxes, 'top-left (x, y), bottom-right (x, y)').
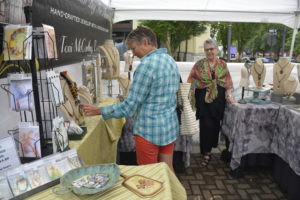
top-left (102, 0), bottom-right (300, 58)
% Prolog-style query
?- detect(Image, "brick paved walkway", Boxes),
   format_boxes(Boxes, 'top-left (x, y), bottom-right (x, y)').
top-left (176, 153), bottom-right (288, 200)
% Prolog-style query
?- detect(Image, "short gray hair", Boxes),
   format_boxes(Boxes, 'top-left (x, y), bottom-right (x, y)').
top-left (204, 39), bottom-right (218, 49)
top-left (125, 26), bottom-right (157, 47)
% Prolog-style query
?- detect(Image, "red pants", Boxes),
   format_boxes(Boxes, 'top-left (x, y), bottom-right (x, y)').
top-left (135, 135), bottom-right (174, 165)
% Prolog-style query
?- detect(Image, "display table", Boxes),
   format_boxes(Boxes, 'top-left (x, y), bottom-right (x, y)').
top-left (69, 98), bottom-right (125, 165)
top-left (221, 102), bottom-right (300, 200)
top-left (25, 162), bottom-right (187, 200)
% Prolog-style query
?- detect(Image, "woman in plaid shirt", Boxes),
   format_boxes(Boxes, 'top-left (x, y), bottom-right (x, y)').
top-left (82, 26), bottom-right (180, 171)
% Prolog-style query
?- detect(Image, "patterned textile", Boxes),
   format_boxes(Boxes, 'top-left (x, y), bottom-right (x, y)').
top-left (187, 58), bottom-right (233, 103)
top-left (101, 48), bottom-right (180, 146)
top-left (118, 117), bottom-right (136, 152)
top-left (221, 103), bottom-right (300, 176)
top-left (174, 135), bottom-right (193, 167)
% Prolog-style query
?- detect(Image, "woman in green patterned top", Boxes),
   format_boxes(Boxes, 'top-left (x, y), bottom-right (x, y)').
top-left (187, 39), bottom-right (235, 167)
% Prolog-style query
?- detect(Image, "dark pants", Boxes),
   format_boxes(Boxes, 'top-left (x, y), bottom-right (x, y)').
top-left (199, 117), bottom-right (221, 155)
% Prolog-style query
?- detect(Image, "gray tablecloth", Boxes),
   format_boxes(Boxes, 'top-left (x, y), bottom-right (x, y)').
top-left (221, 103), bottom-right (300, 176)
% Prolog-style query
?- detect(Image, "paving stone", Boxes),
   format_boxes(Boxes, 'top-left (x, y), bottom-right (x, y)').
top-left (202, 190), bottom-right (212, 200)
top-left (191, 185), bottom-right (201, 195)
top-left (215, 180), bottom-right (225, 189)
top-left (211, 189), bottom-right (227, 195)
top-left (251, 194), bottom-right (261, 200)
top-left (190, 180), bottom-right (205, 185)
top-left (261, 185), bottom-right (271, 193)
top-left (261, 194), bottom-right (277, 199)
top-left (226, 184), bottom-right (236, 194)
top-left (246, 189), bottom-right (261, 194)
top-left (238, 184), bottom-right (251, 189)
top-left (237, 189), bottom-right (248, 199)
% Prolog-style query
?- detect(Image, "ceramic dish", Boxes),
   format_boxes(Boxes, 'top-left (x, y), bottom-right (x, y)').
top-left (59, 163), bottom-right (120, 195)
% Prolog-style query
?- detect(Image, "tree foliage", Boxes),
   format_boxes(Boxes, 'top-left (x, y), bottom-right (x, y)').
top-left (139, 20), bottom-right (206, 59)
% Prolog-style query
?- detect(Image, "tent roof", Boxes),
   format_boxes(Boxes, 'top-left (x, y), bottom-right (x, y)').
top-left (102, 0), bottom-right (300, 29)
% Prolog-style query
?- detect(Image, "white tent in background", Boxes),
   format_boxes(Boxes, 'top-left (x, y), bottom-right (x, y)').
top-left (101, 0), bottom-right (300, 58)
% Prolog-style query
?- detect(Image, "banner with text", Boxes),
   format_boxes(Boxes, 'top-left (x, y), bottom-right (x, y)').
top-left (32, 0), bottom-right (113, 67)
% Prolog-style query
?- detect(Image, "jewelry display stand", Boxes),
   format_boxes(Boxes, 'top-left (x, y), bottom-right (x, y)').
top-left (273, 57), bottom-right (293, 94)
top-left (238, 60), bottom-right (252, 104)
top-left (244, 87), bottom-right (271, 104)
top-left (0, 24), bottom-right (62, 159)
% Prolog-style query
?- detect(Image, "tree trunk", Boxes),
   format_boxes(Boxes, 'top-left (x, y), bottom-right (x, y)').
top-left (177, 45), bottom-right (181, 61)
top-left (184, 40), bottom-right (188, 61)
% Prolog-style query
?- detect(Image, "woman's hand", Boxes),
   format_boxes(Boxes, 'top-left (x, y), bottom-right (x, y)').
top-left (227, 97), bottom-right (237, 103)
top-left (81, 104), bottom-right (101, 116)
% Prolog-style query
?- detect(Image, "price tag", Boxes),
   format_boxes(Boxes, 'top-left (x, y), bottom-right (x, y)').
top-left (0, 136), bottom-right (21, 171)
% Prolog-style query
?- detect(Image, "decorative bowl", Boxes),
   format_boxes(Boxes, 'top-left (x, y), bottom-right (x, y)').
top-left (59, 163), bottom-right (120, 195)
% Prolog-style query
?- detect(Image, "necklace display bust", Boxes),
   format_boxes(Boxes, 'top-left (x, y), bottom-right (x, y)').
top-left (283, 76), bottom-right (298, 98)
top-left (239, 61), bottom-right (252, 88)
top-left (98, 40), bottom-right (120, 80)
top-left (273, 57), bottom-right (293, 94)
top-left (124, 50), bottom-right (134, 72)
top-left (251, 58), bottom-right (266, 89)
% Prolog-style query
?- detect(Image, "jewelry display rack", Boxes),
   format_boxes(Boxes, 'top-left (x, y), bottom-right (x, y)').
top-left (0, 9), bottom-right (63, 161)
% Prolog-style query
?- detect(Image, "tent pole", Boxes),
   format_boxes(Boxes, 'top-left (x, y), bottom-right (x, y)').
top-left (289, 8), bottom-right (300, 61)
top-left (289, 26), bottom-right (298, 61)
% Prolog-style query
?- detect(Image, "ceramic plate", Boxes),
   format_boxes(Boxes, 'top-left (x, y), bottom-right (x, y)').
top-left (60, 163), bottom-right (120, 195)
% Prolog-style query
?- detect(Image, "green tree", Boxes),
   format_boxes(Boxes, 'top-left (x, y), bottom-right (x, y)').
top-left (245, 23), bottom-right (289, 58)
top-left (139, 20), bottom-right (206, 60)
top-left (231, 23), bottom-right (261, 59)
top-left (210, 22), bottom-right (228, 57)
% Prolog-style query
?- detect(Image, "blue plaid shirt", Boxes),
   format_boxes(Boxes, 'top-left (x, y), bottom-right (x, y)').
top-left (101, 48), bottom-right (180, 146)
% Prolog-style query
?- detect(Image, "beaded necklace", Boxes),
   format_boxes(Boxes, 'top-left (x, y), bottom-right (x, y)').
top-left (253, 63), bottom-right (264, 81)
top-left (277, 60), bottom-right (290, 74)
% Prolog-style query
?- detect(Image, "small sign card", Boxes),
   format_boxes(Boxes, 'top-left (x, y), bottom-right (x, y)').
top-left (0, 136), bottom-right (21, 172)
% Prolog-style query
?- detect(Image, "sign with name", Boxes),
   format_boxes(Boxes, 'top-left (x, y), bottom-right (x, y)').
top-left (32, 0), bottom-right (113, 67)
top-left (0, 136), bottom-right (21, 171)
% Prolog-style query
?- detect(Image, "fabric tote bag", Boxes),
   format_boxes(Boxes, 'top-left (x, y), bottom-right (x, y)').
top-left (177, 82), bottom-right (199, 136)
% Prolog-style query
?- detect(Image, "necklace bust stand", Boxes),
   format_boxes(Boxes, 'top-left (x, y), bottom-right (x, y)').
top-left (282, 76), bottom-right (299, 104)
top-left (98, 39), bottom-right (120, 80)
top-left (246, 58), bottom-right (271, 104)
top-left (271, 57), bottom-right (294, 103)
top-left (238, 61), bottom-right (252, 104)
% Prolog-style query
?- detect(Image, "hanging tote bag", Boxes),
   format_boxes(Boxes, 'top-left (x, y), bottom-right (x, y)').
top-left (177, 82), bottom-right (199, 136)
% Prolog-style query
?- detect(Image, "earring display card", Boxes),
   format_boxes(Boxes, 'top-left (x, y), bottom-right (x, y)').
top-left (18, 122), bottom-right (41, 158)
top-left (7, 168), bottom-right (32, 196)
top-left (46, 71), bottom-right (64, 106)
top-left (0, 175), bottom-right (13, 200)
top-left (23, 160), bottom-right (51, 189)
top-left (52, 117), bottom-right (69, 152)
top-left (44, 157), bottom-right (71, 181)
top-left (8, 74), bottom-right (34, 111)
top-left (3, 24), bottom-right (32, 61)
top-left (42, 24), bottom-right (58, 59)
